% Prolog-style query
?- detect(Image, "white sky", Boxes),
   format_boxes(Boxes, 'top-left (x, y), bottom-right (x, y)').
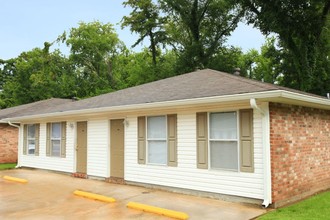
top-left (0, 0), bottom-right (265, 60)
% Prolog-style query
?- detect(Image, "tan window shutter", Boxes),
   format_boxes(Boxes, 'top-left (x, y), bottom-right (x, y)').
top-left (23, 125), bottom-right (27, 155)
top-left (46, 123), bottom-right (51, 156)
top-left (61, 122), bottom-right (67, 158)
top-left (167, 114), bottom-right (177, 167)
top-left (239, 109), bottom-right (254, 172)
top-left (35, 124), bottom-right (40, 156)
top-left (196, 112), bottom-right (208, 169)
top-left (137, 116), bottom-right (146, 164)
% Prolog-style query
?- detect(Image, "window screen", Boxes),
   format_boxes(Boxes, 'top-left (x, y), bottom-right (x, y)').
top-left (27, 124), bottom-right (36, 155)
top-left (51, 123), bottom-right (61, 157)
top-left (210, 112), bottom-right (238, 170)
top-left (147, 116), bottom-right (167, 165)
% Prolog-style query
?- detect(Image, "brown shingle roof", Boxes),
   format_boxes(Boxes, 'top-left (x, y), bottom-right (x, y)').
top-left (0, 98), bottom-right (74, 120)
top-left (1, 69), bottom-right (327, 119)
top-left (57, 69), bottom-right (318, 112)
top-left (62, 69), bottom-right (274, 110)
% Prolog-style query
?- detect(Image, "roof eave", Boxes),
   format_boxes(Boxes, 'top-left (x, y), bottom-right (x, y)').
top-left (274, 90), bottom-right (330, 110)
top-left (3, 90), bottom-right (330, 122)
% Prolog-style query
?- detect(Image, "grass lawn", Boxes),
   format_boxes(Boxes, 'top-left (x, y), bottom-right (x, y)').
top-left (258, 191), bottom-right (330, 219)
top-left (0, 163), bottom-right (17, 170)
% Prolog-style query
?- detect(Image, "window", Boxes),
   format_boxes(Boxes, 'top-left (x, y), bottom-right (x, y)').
top-left (147, 116), bottom-right (167, 165)
top-left (51, 123), bottom-right (61, 157)
top-left (27, 124), bottom-right (36, 155)
top-left (209, 112), bottom-right (238, 170)
top-left (197, 110), bottom-right (254, 172)
top-left (137, 115), bottom-right (177, 166)
top-left (23, 124), bottom-right (39, 156)
top-left (46, 122), bottom-right (66, 158)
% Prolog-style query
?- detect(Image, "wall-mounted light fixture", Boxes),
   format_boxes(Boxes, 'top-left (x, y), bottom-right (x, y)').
top-left (123, 119), bottom-right (129, 127)
top-left (69, 122), bottom-right (74, 129)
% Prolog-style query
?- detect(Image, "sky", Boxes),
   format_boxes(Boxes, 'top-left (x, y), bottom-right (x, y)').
top-left (0, 0), bottom-right (266, 60)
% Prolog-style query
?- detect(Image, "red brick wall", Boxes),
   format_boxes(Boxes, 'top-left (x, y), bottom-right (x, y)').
top-left (0, 124), bottom-right (18, 163)
top-left (270, 102), bottom-right (330, 207)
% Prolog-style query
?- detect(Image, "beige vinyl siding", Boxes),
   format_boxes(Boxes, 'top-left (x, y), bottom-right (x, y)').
top-left (252, 109), bottom-right (264, 174)
top-left (125, 110), bottom-right (264, 200)
top-left (18, 104), bottom-right (265, 200)
top-left (176, 114), bottom-right (197, 168)
top-left (19, 122), bottom-right (74, 172)
top-left (87, 120), bottom-right (109, 177)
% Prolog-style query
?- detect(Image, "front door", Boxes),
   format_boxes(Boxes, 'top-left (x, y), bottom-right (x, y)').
top-left (110, 119), bottom-right (124, 178)
top-left (76, 121), bottom-right (87, 173)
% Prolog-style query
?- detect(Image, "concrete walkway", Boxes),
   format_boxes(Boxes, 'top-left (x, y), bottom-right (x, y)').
top-left (0, 169), bottom-right (266, 219)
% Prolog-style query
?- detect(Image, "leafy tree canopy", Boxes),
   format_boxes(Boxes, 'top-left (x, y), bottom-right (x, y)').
top-left (61, 21), bottom-right (125, 97)
top-left (238, 0), bottom-right (330, 95)
top-left (122, 0), bottom-right (167, 65)
top-left (0, 46), bottom-right (74, 108)
top-left (160, 0), bottom-right (244, 72)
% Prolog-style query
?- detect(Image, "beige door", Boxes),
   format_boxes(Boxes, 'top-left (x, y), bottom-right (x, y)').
top-left (110, 119), bottom-right (124, 178)
top-left (76, 121), bottom-right (87, 173)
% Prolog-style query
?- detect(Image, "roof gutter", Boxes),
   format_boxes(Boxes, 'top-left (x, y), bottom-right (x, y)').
top-left (250, 98), bottom-right (265, 115)
top-left (8, 121), bottom-right (20, 128)
top-left (0, 119), bottom-right (20, 128)
top-left (3, 90), bottom-right (330, 122)
top-left (0, 90), bottom-right (285, 122)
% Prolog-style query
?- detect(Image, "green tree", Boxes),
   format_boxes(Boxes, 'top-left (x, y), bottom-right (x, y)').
top-left (122, 0), bottom-right (167, 65)
top-left (0, 45), bottom-right (74, 108)
top-left (239, 0), bottom-right (330, 95)
top-left (161, 0), bottom-right (243, 72)
top-left (63, 21), bottom-right (123, 97)
top-left (208, 46), bottom-right (246, 75)
top-left (112, 48), bottom-right (177, 89)
top-left (252, 38), bottom-right (283, 84)
top-left (208, 39), bottom-right (284, 84)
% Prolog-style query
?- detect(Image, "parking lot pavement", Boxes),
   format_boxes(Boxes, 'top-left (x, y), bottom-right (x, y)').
top-left (0, 169), bottom-right (266, 220)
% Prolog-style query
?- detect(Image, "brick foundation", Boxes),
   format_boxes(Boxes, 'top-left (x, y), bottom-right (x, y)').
top-left (72, 172), bottom-right (88, 179)
top-left (270, 103), bottom-right (330, 207)
top-left (0, 124), bottom-right (18, 163)
top-left (106, 177), bottom-right (126, 184)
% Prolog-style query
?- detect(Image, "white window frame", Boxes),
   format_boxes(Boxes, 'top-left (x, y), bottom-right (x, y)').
top-left (208, 111), bottom-right (239, 171)
top-left (146, 115), bottom-right (167, 165)
top-left (27, 124), bottom-right (36, 155)
top-left (50, 122), bottom-right (61, 157)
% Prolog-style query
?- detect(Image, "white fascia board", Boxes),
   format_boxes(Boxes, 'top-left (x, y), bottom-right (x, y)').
top-left (281, 91), bottom-right (330, 106)
top-left (2, 91), bottom-right (283, 122)
top-left (3, 90), bottom-right (330, 122)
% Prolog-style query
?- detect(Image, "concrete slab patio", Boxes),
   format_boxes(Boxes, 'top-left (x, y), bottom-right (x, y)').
top-left (0, 169), bottom-right (266, 219)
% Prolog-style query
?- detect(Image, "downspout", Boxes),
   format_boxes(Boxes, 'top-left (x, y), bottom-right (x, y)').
top-left (7, 121), bottom-right (21, 168)
top-left (8, 121), bottom-right (20, 128)
top-left (250, 98), bottom-right (265, 115)
top-left (250, 99), bottom-right (272, 208)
